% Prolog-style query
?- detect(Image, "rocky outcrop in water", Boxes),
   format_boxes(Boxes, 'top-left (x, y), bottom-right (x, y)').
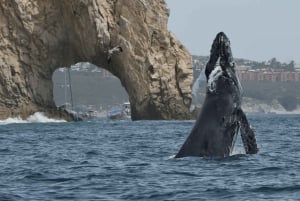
top-left (0, 0), bottom-right (193, 120)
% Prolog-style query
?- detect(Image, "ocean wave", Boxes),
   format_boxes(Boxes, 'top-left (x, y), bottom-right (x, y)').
top-left (0, 112), bottom-right (66, 125)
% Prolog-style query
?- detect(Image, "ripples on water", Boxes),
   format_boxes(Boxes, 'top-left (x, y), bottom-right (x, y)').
top-left (0, 115), bottom-right (300, 200)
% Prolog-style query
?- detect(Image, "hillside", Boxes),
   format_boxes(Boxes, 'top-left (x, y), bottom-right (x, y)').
top-left (242, 81), bottom-right (300, 111)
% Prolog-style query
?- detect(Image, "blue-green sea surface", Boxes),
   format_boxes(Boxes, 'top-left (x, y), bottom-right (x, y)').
top-left (0, 114), bottom-right (299, 200)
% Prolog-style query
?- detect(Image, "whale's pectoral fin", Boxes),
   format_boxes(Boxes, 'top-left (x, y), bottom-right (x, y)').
top-left (237, 109), bottom-right (258, 154)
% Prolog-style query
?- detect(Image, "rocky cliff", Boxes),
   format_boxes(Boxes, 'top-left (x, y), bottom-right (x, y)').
top-left (0, 0), bottom-right (193, 120)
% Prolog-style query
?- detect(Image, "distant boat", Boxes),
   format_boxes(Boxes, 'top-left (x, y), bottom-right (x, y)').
top-left (107, 102), bottom-right (131, 120)
top-left (78, 110), bottom-right (98, 120)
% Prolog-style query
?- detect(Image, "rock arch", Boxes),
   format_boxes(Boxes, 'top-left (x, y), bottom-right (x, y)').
top-left (0, 0), bottom-right (193, 120)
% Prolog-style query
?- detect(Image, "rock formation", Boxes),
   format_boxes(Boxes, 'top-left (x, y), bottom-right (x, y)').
top-left (0, 0), bottom-right (193, 120)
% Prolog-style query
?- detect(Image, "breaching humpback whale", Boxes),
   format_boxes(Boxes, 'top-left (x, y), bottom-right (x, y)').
top-left (175, 32), bottom-right (258, 158)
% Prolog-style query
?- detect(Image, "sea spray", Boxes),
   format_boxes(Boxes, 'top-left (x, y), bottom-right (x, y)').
top-left (0, 116), bottom-right (27, 125)
top-left (231, 130), bottom-right (246, 156)
top-left (0, 112), bottom-right (66, 125)
top-left (190, 64), bottom-right (206, 111)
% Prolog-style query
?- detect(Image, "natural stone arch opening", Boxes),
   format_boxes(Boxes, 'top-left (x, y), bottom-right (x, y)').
top-left (0, 0), bottom-right (193, 120)
top-left (52, 62), bottom-right (129, 118)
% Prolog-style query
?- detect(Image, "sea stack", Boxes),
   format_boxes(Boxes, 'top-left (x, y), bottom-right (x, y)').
top-left (0, 0), bottom-right (193, 120)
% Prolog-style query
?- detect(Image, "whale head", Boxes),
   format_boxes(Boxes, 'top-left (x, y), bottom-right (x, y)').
top-left (205, 32), bottom-right (242, 95)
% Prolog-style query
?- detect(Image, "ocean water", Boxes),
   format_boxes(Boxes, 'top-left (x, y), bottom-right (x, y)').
top-left (0, 113), bottom-right (300, 200)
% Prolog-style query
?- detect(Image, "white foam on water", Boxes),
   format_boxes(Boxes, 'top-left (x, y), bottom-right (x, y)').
top-left (0, 116), bottom-right (27, 125)
top-left (167, 154), bottom-right (176, 160)
top-left (27, 112), bottom-right (66, 123)
top-left (0, 112), bottom-right (66, 125)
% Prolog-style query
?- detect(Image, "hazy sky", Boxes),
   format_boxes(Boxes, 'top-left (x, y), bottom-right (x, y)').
top-left (166, 0), bottom-right (300, 63)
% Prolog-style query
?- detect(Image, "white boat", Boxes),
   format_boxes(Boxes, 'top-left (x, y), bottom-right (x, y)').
top-left (107, 102), bottom-right (131, 120)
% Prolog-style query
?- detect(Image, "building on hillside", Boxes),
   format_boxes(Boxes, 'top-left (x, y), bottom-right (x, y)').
top-left (237, 69), bottom-right (300, 82)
